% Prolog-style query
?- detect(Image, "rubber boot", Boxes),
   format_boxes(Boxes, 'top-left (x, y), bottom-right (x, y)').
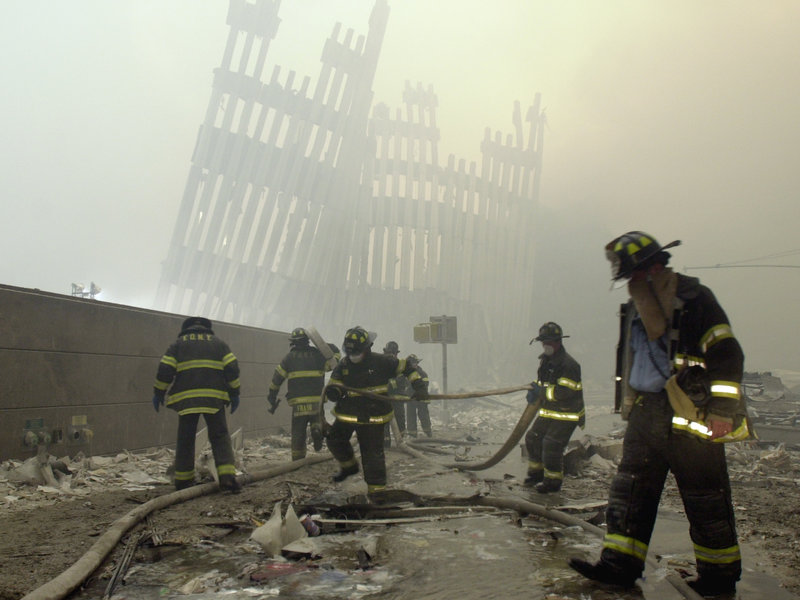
top-left (218, 474), bottom-right (242, 494)
top-left (687, 576), bottom-right (737, 597)
top-left (535, 478), bottom-right (562, 494)
top-left (332, 464), bottom-right (359, 483)
top-left (568, 557), bottom-right (639, 588)
top-left (523, 471), bottom-right (544, 486)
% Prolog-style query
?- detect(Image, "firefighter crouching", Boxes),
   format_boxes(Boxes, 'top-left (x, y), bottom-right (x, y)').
top-left (524, 321), bottom-right (585, 493)
top-left (325, 326), bottom-right (428, 500)
top-left (153, 316), bottom-right (241, 493)
top-left (569, 231), bottom-right (748, 597)
top-left (267, 328), bottom-right (340, 460)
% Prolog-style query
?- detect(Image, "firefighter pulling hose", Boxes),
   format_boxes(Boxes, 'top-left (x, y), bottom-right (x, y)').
top-left (321, 381), bottom-right (540, 472)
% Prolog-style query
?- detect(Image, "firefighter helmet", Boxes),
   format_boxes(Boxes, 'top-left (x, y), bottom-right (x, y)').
top-left (383, 340), bottom-right (399, 355)
top-left (534, 321), bottom-right (569, 342)
top-left (289, 327), bottom-right (309, 345)
top-left (343, 326), bottom-right (372, 356)
top-left (406, 353), bottom-right (421, 367)
top-left (182, 316), bottom-right (212, 331)
top-left (605, 231), bottom-right (681, 282)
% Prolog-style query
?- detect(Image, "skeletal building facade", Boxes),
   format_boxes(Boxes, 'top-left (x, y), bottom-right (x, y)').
top-left (156, 0), bottom-right (544, 386)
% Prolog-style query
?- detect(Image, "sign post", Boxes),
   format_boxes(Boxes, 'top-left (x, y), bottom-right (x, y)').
top-left (413, 315), bottom-right (457, 425)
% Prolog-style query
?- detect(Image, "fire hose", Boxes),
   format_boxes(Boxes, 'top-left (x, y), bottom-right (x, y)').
top-left (323, 383), bottom-right (539, 471)
top-left (20, 410), bottom-right (704, 600)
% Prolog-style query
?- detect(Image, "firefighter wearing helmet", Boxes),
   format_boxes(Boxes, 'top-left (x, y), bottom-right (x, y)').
top-left (523, 321), bottom-right (585, 493)
top-left (569, 231), bottom-right (749, 597)
top-left (267, 327), bottom-right (340, 460)
top-left (325, 326), bottom-right (428, 500)
top-left (381, 340), bottom-right (408, 446)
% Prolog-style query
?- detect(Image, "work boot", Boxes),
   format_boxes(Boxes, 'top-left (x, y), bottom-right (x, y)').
top-left (218, 475), bottom-right (242, 494)
top-left (535, 478), bottom-right (562, 494)
top-left (332, 464), bottom-right (359, 483)
top-left (423, 429), bottom-right (432, 438)
top-left (523, 471), bottom-right (544, 486)
top-left (174, 479), bottom-right (195, 491)
top-left (687, 576), bottom-right (737, 597)
top-left (568, 557), bottom-right (639, 588)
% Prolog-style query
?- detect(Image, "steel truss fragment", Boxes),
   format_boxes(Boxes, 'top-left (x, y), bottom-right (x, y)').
top-left (156, 0), bottom-right (544, 384)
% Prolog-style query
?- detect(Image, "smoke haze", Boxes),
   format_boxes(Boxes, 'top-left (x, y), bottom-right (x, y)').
top-left (1, 1), bottom-right (798, 386)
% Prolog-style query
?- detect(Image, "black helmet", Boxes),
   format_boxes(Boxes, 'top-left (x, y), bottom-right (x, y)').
top-left (605, 231), bottom-right (681, 282)
top-left (343, 326), bottom-right (372, 356)
top-left (182, 316), bottom-right (212, 331)
top-left (406, 353), bottom-right (421, 367)
top-left (383, 340), bottom-right (399, 355)
top-left (534, 321), bottom-right (569, 343)
top-left (289, 327), bottom-right (309, 345)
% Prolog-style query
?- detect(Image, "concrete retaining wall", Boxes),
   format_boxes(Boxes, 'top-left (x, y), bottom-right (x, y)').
top-left (0, 284), bottom-right (294, 461)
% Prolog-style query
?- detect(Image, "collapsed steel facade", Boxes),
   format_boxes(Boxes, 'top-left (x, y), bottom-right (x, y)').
top-left (155, 0), bottom-right (544, 386)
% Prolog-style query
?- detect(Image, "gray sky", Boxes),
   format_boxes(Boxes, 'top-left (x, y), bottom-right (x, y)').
top-left (1, 1), bottom-right (798, 374)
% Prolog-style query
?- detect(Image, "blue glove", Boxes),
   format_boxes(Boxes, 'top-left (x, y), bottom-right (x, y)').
top-left (152, 394), bottom-right (164, 412)
top-left (230, 394), bottom-right (240, 414)
top-left (526, 383), bottom-right (541, 404)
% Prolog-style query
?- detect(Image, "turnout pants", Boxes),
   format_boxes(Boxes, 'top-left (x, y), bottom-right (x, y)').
top-left (327, 418), bottom-right (387, 493)
top-left (291, 411), bottom-right (324, 460)
top-left (601, 391), bottom-right (741, 582)
top-left (524, 416), bottom-right (577, 485)
top-left (174, 410), bottom-right (236, 487)
top-left (383, 401), bottom-right (406, 446)
top-left (407, 400), bottom-right (432, 436)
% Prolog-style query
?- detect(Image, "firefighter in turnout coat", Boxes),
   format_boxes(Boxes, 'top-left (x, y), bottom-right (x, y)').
top-left (267, 328), bottom-right (340, 460)
top-left (153, 316), bottom-right (241, 492)
top-left (325, 326), bottom-right (428, 499)
top-left (569, 231), bottom-right (749, 597)
top-left (524, 321), bottom-right (585, 493)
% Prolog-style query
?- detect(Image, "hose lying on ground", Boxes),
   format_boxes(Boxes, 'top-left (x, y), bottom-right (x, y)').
top-left (21, 454), bottom-right (333, 600)
top-left (328, 383), bottom-right (537, 471)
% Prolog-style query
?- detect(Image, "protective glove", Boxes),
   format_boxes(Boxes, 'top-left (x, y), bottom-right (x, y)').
top-left (152, 394), bottom-right (164, 412)
top-left (267, 394), bottom-right (281, 414)
top-left (230, 394), bottom-right (240, 414)
top-left (326, 386), bottom-right (343, 402)
top-left (526, 382), bottom-right (541, 404)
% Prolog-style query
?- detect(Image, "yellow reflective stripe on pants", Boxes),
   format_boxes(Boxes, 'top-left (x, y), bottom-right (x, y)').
top-left (174, 469), bottom-right (195, 481)
top-left (694, 542), bottom-right (741, 565)
top-left (217, 464), bottom-right (236, 476)
top-left (603, 533), bottom-right (648, 562)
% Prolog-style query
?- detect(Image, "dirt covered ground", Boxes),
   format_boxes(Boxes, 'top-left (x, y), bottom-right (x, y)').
top-left (1, 404), bottom-right (799, 599)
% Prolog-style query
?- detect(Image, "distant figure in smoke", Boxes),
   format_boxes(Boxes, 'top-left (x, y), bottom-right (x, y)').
top-left (523, 321), bottom-right (585, 493)
top-left (405, 354), bottom-right (433, 438)
top-left (153, 316), bottom-right (241, 493)
top-left (381, 340), bottom-right (407, 447)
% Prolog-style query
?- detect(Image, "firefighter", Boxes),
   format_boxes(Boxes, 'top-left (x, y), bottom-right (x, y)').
top-left (153, 316), bottom-right (241, 493)
top-left (523, 322), bottom-right (585, 493)
top-left (569, 231), bottom-right (749, 597)
top-left (382, 340), bottom-right (408, 447)
top-left (267, 328), bottom-right (340, 460)
top-left (405, 354), bottom-right (433, 437)
top-left (325, 326), bottom-right (428, 500)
